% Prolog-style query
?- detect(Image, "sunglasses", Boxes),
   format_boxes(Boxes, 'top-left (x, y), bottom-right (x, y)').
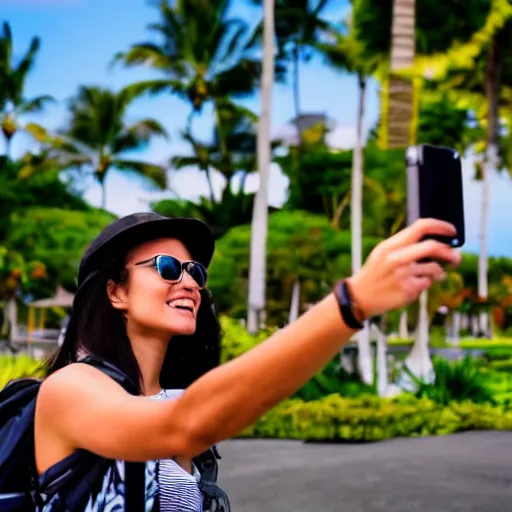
top-left (131, 255), bottom-right (208, 289)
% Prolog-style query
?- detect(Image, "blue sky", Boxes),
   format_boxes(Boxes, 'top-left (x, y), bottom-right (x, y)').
top-left (3, 0), bottom-right (512, 257)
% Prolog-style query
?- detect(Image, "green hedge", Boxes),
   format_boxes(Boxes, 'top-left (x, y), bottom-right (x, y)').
top-left (238, 394), bottom-right (512, 442)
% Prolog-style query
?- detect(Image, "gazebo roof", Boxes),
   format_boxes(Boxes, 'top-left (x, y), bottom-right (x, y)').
top-left (29, 286), bottom-right (74, 308)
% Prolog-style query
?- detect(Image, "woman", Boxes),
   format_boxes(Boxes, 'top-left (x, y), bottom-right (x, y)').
top-left (34, 212), bottom-right (460, 511)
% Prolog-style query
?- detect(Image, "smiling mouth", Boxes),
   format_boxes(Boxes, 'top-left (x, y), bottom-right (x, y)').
top-left (167, 298), bottom-right (195, 313)
top-left (170, 305), bottom-right (193, 313)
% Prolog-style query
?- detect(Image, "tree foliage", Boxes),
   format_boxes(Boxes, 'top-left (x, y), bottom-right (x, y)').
top-left (279, 143), bottom-right (407, 237)
top-left (209, 210), bottom-right (381, 322)
top-left (6, 208), bottom-right (116, 291)
top-left (0, 156), bottom-right (89, 240)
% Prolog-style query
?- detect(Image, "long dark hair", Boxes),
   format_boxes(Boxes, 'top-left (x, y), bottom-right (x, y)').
top-left (46, 254), bottom-right (221, 392)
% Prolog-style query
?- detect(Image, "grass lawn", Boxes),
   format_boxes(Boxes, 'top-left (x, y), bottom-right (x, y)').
top-left (387, 337), bottom-right (512, 351)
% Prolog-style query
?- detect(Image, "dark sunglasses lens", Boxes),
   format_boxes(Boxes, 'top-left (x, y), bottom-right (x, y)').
top-left (157, 256), bottom-right (182, 281)
top-left (186, 262), bottom-right (207, 288)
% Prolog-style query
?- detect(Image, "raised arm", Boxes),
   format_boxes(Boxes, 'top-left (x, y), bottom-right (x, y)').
top-left (36, 218), bottom-right (460, 467)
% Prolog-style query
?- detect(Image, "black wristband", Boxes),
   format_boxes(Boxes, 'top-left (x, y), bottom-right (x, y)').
top-left (333, 279), bottom-right (364, 330)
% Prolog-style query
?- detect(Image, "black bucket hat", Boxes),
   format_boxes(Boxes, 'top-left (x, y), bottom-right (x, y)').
top-left (77, 212), bottom-right (215, 287)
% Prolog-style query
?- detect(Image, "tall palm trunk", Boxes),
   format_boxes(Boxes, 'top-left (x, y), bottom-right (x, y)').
top-left (480, 36), bottom-right (501, 338)
top-left (247, 0), bottom-right (275, 333)
top-left (203, 165), bottom-right (216, 204)
top-left (351, 74), bottom-right (372, 384)
top-left (388, 0), bottom-right (433, 385)
top-left (398, 309), bottom-right (409, 339)
top-left (387, 0), bottom-right (416, 148)
top-left (101, 181), bottom-right (107, 210)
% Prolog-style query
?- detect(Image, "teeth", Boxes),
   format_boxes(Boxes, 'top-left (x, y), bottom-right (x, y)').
top-left (167, 298), bottom-right (195, 310)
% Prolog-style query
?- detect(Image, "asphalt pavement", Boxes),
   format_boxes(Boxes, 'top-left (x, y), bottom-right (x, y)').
top-left (217, 431), bottom-right (512, 512)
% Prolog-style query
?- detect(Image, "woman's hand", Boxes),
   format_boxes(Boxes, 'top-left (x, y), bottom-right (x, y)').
top-left (347, 218), bottom-right (461, 318)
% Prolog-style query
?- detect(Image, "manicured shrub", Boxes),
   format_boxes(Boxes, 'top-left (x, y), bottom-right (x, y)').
top-left (219, 315), bottom-right (276, 363)
top-left (238, 394), bottom-right (512, 442)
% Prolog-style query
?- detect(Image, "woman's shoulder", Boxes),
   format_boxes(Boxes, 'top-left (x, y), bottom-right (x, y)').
top-left (38, 362), bottom-right (128, 409)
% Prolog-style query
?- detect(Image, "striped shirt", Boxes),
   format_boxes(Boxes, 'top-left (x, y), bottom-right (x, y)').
top-left (149, 389), bottom-right (203, 512)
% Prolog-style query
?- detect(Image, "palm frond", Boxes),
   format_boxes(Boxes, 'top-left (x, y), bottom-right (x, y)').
top-left (113, 119), bottom-right (168, 153)
top-left (18, 149), bottom-right (90, 179)
top-left (15, 36), bottom-right (41, 79)
top-left (113, 43), bottom-right (172, 70)
top-left (52, 133), bottom-right (96, 160)
top-left (215, 58), bottom-right (259, 98)
top-left (114, 159), bottom-right (168, 189)
top-left (19, 95), bottom-right (55, 113)
top-left (213, 20), bottom-right (249, 68)
top-left (24, 122), bottom-right (53, 144)
top-left (121, 79), bottom-right (182, 102)
top-left (128, 118), bottom-right (168, 140)
top-left (0, 22), bottom-right (13, 71)
top-left (171, 155), bottom-right (204, 169)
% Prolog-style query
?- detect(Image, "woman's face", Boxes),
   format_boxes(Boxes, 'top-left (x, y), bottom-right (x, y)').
top-left (109, 238), bottom-right (202, 337)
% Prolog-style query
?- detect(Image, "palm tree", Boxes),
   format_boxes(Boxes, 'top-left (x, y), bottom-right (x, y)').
top-left (115, 0), bottom-right (262, 135)
top-left (21, 86), bottom-right (168, 209)
top-left (247, 0), bottom-right (275, 333)
top-left (172, 132), bottom-right (217, 203)
top-left (0, 22), bottom-right (53, 158)
top-left (172, 103), bottom-right (258, 203)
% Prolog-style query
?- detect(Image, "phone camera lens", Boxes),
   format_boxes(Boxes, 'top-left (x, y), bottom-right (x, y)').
top-left (406, 146), bottom-right (418, 164)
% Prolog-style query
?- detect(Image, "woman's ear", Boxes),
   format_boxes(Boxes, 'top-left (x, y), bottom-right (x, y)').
top-left (107, 279), bottom-right (128, 311)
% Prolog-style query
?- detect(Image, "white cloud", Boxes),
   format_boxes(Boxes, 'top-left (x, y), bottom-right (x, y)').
top-left (325, 125), bottom-right (364, 151)
top-left (86, 161), bottom-right (290, 216)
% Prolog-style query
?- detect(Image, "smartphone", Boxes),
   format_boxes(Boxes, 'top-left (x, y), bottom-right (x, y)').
top-left (406, 144), bottom-right (465, 247)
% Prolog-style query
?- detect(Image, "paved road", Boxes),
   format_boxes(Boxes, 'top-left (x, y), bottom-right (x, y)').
top-left (217, 432), bottom-right (512, 512)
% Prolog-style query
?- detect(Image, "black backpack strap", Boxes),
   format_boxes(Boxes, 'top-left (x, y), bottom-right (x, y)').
top-left (125, 461), bottom-right (146, 512)
top-left (79, 355), bottom-right (140, 395)
top-left (80, 356), bottom-right (146, 510)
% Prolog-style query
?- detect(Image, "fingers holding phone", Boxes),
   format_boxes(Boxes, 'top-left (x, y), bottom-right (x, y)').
top-left (347, 218), bottom-right (461, 319)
